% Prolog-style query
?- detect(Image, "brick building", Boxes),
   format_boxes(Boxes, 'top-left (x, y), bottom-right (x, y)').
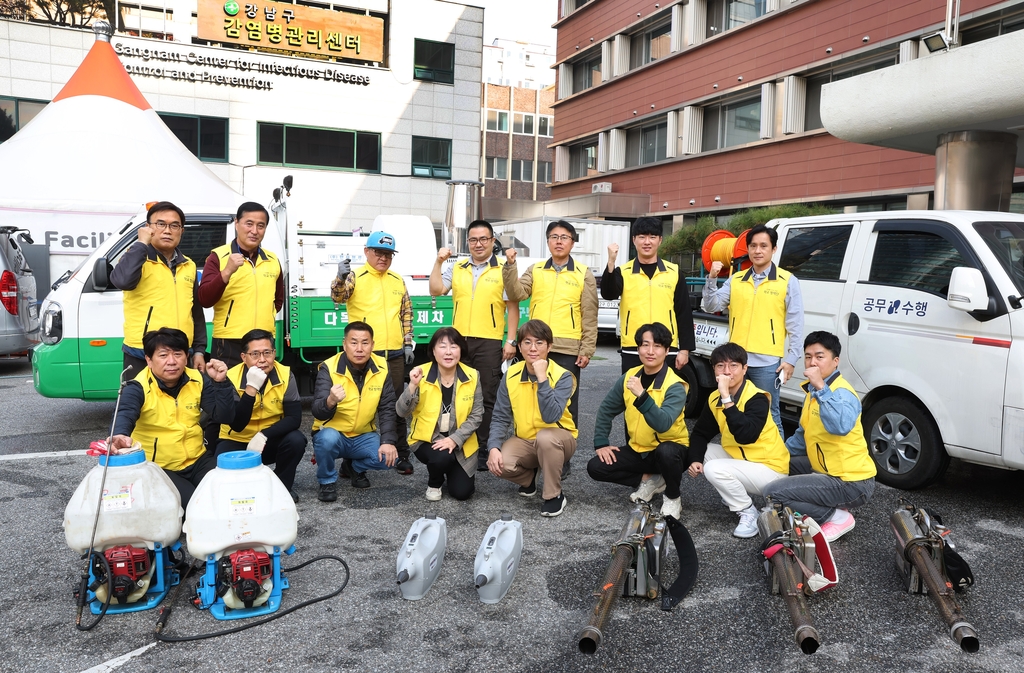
top-left (482, 82), bottom-right (556, 202)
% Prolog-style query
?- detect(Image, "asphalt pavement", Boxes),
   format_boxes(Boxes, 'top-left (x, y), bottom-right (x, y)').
top-left (2, 344), bottom-right (1024, 673)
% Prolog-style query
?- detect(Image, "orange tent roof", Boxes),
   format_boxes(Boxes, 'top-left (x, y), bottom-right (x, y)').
top-left (53, 37), bottom-right (151, 110)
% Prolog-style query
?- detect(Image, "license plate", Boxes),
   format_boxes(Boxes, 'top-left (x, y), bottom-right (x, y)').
top-left (598, 300), bottom-right (617, 309)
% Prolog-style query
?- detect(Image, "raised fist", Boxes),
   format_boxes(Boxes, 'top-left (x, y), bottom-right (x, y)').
top-left (408, 366), bottom-right (424, 387)
top-left (505, 248), bottom-right (517, 265)
top-left (245, 366), bottom-right (268, 390)
top-left (337, 258), bottom-right (351, 278)
top-left (224, 252), bottom-right (245, 276)
top-left (436, 248), bottom-right (452, 263)
top-left (709, 260), bottom-right (724, 279)
top-left (328, 383), bottom-right (347, 407)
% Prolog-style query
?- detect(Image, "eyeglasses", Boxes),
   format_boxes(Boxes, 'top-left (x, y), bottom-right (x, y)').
top-left (547, 235), bottom-right (573, 242)
top-left (467, 237), bottom-right (493, 245)
top-left (245, 349), bottom-right (275, 360)
top-left (369, 249), bottom-right (394, 258)
top-left (149, 221), bottom-right (183, 231)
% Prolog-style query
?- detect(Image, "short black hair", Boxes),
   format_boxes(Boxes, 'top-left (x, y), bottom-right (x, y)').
top-left (344, 321), bottom-right (374, 338)
top-left (142, 327), bottom-right (189, 358)
top-left (428, 327), bottom-right (468, 363)
top-left (745, 224), bottom-right (778, 248)
top-left (804, 330), bottom-right (841, 358)
top-left (546, 220), bottom-right (577, 240)
top-left (146, 201), bottom-right (185, 227)
top-left (467, 220), bottom-right (494, 237)
top-left (241, 328), bottom-right (275, 352)
top-left (517, 319), bottom-right (553, 345)
top-left (634, 322), bottom-right (673, 349)
top-left (631, 217), bottom-right (662, 238)
top-left (236, 202), bottom-right (269, 223)
top-left (710, 342), bottom-right (748, 367)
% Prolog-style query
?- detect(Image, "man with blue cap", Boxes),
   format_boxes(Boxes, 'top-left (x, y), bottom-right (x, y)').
top-left (331, 231), bottom-right (416, 475)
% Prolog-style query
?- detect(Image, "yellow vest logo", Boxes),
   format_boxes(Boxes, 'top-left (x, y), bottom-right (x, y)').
top-left (367, 383), bottom-right (382, 394)
top-left (761, 287), bottom-right (781, 297)
top-left (182, 274), bottom-right (195, 284)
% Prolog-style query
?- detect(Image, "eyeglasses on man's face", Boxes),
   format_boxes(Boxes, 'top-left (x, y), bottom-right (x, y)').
top-left (245, 349), bottom-right (275, 360)
top-left (149, 221), bottom-right (183, 231)
top-left (547, 235), bottom-right (573, 242)
top-left (467, 236), bottom-right (493, 246)
top-left (369, 249), bottom-right (395, 259)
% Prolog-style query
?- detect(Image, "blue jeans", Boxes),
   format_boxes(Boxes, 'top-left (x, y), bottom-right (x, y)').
top-left (763, 457), bottom-right (875, 521)
top-left (745, 361), bottom-right (784, 440)
top-left (313, 428), bottom-right (388, 484)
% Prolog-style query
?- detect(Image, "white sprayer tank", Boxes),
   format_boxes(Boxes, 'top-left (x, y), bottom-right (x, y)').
top-left (64, 451), bottom-right (183, 553)
top-left (183, 451), bottom-right (298, 559)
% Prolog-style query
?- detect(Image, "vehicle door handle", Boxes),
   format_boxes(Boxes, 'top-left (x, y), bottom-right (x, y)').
top-left (847, 312), bottom-right (860, 335)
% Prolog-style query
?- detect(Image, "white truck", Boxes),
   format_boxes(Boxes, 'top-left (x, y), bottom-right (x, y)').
top-left (686, 210), bottom-right (1024, 490)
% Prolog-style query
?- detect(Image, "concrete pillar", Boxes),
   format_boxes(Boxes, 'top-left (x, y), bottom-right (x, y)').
top-left (934, 131), bottom-right (1017, 211)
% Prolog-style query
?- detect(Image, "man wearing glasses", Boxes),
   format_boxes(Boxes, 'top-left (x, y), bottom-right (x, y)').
top-left (213, 328), bottom-right (306, 502)
top-left (199, 202), bottom-right (284, 368)
top-left (111, 201), bottom-right (207, 375)
top-left (430, 220), bottom-right (519, 471)
top-left (331, 231), bottom-right (416, 475)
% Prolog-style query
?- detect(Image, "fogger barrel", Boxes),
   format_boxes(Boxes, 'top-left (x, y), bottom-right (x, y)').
top-left (442, 180), bottom-right (484, 257)
top-left (577, 544), bottom-right (633, 654)
top-left (758, 506), bottom-right (820, 655)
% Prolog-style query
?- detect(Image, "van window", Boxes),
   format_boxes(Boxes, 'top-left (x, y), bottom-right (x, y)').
top-left (869, 231), bottom-right (967, 297)
top-left (973, 221), bottom-right (1024, 295)
top-left (779, 225), bottom-right (852, 280)
top-left (108, 221), bottom-right (228, 269)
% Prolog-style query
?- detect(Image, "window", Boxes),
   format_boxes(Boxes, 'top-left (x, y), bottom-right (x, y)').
top-left (569, 142), bottom-right (599, 179)
top-left (779, 226), bottom-right (852, 281)
top-left (485, 157), bottom-right (508, 180)
top-left (625, 120), bottom-right (668, 168)
top-left (869, 231), bottom-right (967, 297)
top-left (538, 161), bottom-right (552, 184)
top-left (572, 56), bottom-right (602, 94)
top-left (629, 21), bottom-right (671, 69)
top-left (974, 221), bottom-right (1024, 295)
top-left (538, 116), bottom-right (554, 137)
top-left (0, 97), bottom-right (47, 143)
top-left (411, 136), bottom-right (451, 178)
top-left (486, 110), bottom-right (509, 132)
top-left (414, 39), bottom-right (455, 84)
top-left (706, 0), bottom-right (768, 38)
top-left (257, 123), bottom-right (380, 172)
top-left (961, 13), bottom-right (1024, 45)
top-left (513, 113), bottom-right (534, 135)
top-left (512, 159), bottom-right (534, 181)
top-left (804, 58), bottom-right (897, 131)
top-left (702, 97), bottom-right (761, 151)
top-left (159, 113), bottom-right (228, 162)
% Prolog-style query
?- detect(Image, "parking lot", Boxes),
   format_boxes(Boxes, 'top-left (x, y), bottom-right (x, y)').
top-left (2, 344), bottom-right (1024, 673)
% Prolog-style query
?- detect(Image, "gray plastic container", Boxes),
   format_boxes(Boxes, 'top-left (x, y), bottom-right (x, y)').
top-left (474, 514), bottom-right (523, 604)
top-left (396, 514), bottom-right (447, 600)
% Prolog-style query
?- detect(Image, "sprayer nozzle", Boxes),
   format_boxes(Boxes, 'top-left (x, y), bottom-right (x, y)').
top-left (475, 574), bottom-right (488, 589)
top-left (396, 569), bottom-right (410, 585)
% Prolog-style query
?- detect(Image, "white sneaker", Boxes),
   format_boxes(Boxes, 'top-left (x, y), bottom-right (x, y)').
top-left (661, 496), bottom-right (682, 520)
top-left (733, 505), bottom-right (759, 539)
top-left (425, 486), bottom-right (442, 501)
top-left (630, 474), bottom-right (666, 503)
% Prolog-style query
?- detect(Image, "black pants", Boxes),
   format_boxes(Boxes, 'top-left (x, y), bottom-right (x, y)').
top-left (586, 441), bottom-right (689, 499)
top-left (381, 353), bottom-right (410, 460)
top-left (464, 337), bottom-right (503, 453)
top-left (166, 450), bottom-right (216, 511)
top-left (216, 430), bottom-right (307, 491)
top-left (414, 443), bottom-right (475, 500)
top-left (548, 351), bottom-right (581, 426)
top-left (211, 338), bottom-right (245, 369)
top-left (122, 352), bottom-right (148, 380)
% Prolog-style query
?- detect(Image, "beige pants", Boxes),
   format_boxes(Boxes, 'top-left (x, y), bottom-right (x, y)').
top-left (498, 428), bottom-right (577, 500)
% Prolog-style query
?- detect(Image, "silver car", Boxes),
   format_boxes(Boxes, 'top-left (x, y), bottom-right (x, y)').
top-left (0, 227), bottom-right (39, 355)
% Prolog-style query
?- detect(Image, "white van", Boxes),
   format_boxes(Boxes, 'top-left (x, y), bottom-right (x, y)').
top-left (688, 211), bottom-right (1024, 489)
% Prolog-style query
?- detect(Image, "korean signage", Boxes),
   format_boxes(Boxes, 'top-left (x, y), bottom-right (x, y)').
top-left (198, 0), bottom-right (385, 62)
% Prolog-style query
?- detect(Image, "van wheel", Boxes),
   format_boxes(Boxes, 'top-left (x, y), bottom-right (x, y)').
top-left (679, 363), bottom-right (708, 419)
top-left (862, 397), bottom-right (948, 489)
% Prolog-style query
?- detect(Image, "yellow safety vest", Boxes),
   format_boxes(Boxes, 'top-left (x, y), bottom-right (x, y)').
top-left (407, 362), bottom-right (480, 457)
top-left (344, 264), bottom-right (407, 351)
top-left (801, 373), bottom-right (877, 481)
top-left (728, 264), bottom-right (790, 358)
top-left (130, 366), bottom-right (205, 472)
top-left (452, 256), bottom-right (506, 340)
top-left (312, 352), bottom-right (389, 436)
top-left (210, 242), bottom-right (281, 339)
top-left (122, 251), bottom-right (196, 350)
top-left (709, 380), bottom-right (789, 474)
top-left (618, 258), bottom-right (679, 348)
top-left (219, 361), bottom-right (291, 443)
top-left (622, 365), bottom-right (690, 453)
top-left (505, 360), bottom-right (577, 440)
top-left (528, 257), bottom-right (586, 341)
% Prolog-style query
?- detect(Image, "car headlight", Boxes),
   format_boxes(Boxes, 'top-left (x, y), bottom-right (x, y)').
top-left (42, 301), bottom-right (62, 345)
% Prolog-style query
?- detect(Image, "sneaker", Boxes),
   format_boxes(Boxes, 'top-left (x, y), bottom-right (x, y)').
top-left (733, 505), bottom-right (759, 539)
top-left (630, 474), bottom-right (667, 503)
top-left (661, 496), bottom-right (682, 520)
top-left (396, 457), bottom-right (414, 475)
top-left (821, 513), bottom-right (856, 542)
top-left (290, 489), bottom-right (299, 503)
top-left (351, 472), bottom-right (371, 489)
top-left (340, 459), bottom-right (353, 479)
top-left (561, 461), bottom-right (571, 479)
top-left (518, 469), bottom-right (538, 497)
top-left (425, 486), bottom-right (442, 501)
top-left (317, 482), bottom-right (337, 502)
top-left (541, 493), bottom-right (567, 517)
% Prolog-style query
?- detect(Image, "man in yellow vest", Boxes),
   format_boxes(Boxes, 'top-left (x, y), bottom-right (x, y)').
top-left (686, 342), bottom-right (790, 538)
top-left (331, 231), bottom-right (415, 475)
top-left (310, 321), bottom-right (398, 502)
top-left (430, 220), bottom-right (519, 471)
top-left (601, 217), bottom-right (695, 374)
top-left (763, 331), bottom-right (876, 542)
top-left (702, 224), bottom-right (804, 438)
top-left (109, 327), bottom-right (235, 509)
top-left (587, 323), bottom-right (691, 520)
top-left (213, 329), bottom-right (306, 502)
top-left (110, 201), bottom-right (207, 376)
top-left (199, 202), bottom-right (284, 368)
top-left (486, 319), bottom-right (576, 517)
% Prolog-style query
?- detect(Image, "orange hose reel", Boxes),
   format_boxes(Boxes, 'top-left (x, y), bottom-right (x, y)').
top-left (701, 229), bottom-right (751, 273)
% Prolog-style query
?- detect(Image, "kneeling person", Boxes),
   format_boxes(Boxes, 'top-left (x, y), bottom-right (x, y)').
top-left (763, 331), bottom-right (876, 542)
top-left (588, 323), bottom-right (691, 519)
top-left (486, 320), bottom-right (577, 517)
top-left (311, 321), bottom-right (399, 501)
top-left (214, 329), bottom-right (307, 501)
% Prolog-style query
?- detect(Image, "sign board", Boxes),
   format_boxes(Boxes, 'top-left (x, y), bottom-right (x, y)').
top-left (198, 0), bottom-right (384, 63)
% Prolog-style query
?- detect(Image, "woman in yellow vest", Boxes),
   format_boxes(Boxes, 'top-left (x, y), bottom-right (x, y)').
top-left (397, 327), bottom-right (483, 502)
top-left (485, 320), bottom-right (576, 517)
top-left (587, 323), bottom-right (691, 520)
top-left (686, 342), bottom-right (790, 538)
top-left (763, 331), bottom-right (876, 542)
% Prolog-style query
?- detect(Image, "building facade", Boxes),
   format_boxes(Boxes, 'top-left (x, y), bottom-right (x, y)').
top-left (482, 82), bottom-right (555, 202)
top-left (483, 37), bottom-right (556, 89)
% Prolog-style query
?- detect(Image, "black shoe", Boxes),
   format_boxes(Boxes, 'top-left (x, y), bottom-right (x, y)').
top-left (317, 482), bottom-right (337, 502)
top-left (290, 489), bottom-right (299, 503)
top-left (395, 457), bottom-right (414, 475)
top-left (541, 493), bottom-right (567, 517)
top-left (518, 469), bottom-right (538, 498)
top-left (340, 459), bottom-right (353, 479)
top-left (352, 472), bottom-right (371, 489)
top-left (561, 461), bottom-right (571, 479)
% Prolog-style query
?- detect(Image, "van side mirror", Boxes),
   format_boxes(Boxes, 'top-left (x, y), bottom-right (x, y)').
top-left (92, 257), bottom-right (111, 291)
top-left (947, 267), bottom-right (988, 312)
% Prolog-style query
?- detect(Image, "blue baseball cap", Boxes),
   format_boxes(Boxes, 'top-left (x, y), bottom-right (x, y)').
top-left (367, 231), bottom-right (397, 252)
